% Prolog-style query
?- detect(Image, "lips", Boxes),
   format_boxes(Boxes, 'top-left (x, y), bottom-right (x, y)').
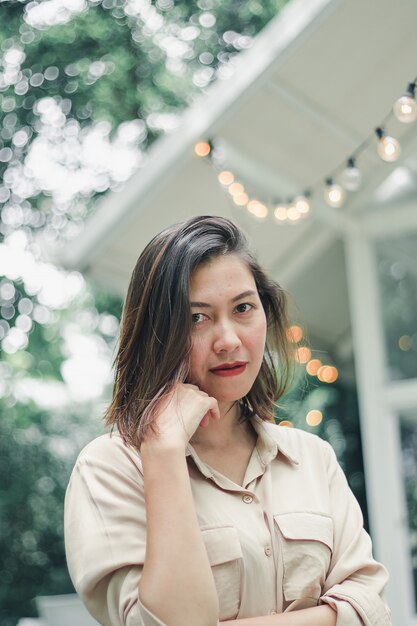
top-left (209, 362), bottom-right (247, 377)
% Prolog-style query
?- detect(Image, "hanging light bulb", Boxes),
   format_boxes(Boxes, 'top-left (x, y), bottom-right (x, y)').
top-left (294, 193), bottom-right (310, 215)
top-left (324, 178), bottom-right (345, 208)
top-left (194, 140), bottom-right (212, 157)
top-left (287, 202), bottom-right (302, 222)
top-left (340, 157), bottom-right (362, 191)
top-left (393, 82), bottom-right (417, 123)
top-left (274, 202), bottom-right (288, 222)
top-left (247, 199), bottom-right (268, 219)
top-left (218, 170), bottom-right (234, 186)
top-left (375, 127), bottom-right (401, 162)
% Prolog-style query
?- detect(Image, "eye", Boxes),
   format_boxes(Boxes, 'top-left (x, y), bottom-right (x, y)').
top-left (235, 302), bottom-right (253, 314)
top-left (191, 312), bottom-right (207, 325)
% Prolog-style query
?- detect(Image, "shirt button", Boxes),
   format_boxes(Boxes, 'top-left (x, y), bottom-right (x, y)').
top-left (242, 494), bottom-right (253, 504)
top-left (264, 545), bottom-right (272, 557)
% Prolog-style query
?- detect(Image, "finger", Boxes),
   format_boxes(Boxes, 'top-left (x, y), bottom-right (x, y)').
top-left (199, 414), bottom-right (210, 428)
top-left (208, 400), bottom-right (221, 421)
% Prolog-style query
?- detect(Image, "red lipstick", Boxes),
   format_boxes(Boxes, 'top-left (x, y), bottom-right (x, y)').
top-left (209, 362), bottom-right (247, 377)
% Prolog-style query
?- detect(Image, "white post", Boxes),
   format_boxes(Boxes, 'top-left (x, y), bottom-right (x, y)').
top-left (344, 231), bottom-right (411, 625)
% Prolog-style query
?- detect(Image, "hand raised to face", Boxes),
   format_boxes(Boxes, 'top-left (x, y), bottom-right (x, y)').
top-left (142, 383), bottom-right (221, 452)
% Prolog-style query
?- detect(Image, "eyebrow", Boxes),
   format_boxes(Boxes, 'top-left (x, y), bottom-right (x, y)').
top-left (190, 290), bottom-right (258, 308)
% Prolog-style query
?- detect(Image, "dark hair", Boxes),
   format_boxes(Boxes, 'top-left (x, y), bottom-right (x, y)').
top-left (104, 215), bottom-right (295, 448)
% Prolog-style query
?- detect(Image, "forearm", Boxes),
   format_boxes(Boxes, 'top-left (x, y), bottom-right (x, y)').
top-left (139, 442), bottom-right (219, 626)
top-left (220, 605), bottom-right (337, 626)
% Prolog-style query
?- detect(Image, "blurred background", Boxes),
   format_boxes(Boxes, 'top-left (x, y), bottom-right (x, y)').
top-left (0, 0), bottom-right (416, 624)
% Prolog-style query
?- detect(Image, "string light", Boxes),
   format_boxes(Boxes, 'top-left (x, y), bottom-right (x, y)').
top-left (274, 202), bottom-right (288, 222)
top-left (394, 82), bottom-right (417, 123)
top-left (228, 182), bottom-right (245, 197)
top-left (306, 410), bottom-right (323, 427)
top-left (194, 141), bottom-right (212, 157)
top-left (294, 193), bottom-right (311, 215)
top-left (375, 127), bottom-right (401, 162)
top-left (287, 203), bottom-right (302, 221)
top-left (196, 72), bottom-right (417, 223)
top-left (247, 199), bottom-right (268, 219)
top-left (324, 178), bottom-right (345, 208)
top-left (218, 170), bottom-right (234, 185)
top-left (340, 157), bottom-right (362, 191)
top-left (306, 359), bottom-right (322, 375)
top-left (287, 325), bottom-right (303, 343)
top-left (296, 346), bottom-right (312, 363)
top-left (233, 192), bottom-right (248, 206)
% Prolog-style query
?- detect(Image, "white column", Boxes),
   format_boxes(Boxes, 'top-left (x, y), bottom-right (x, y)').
top-left (344, 231), bottom-right (411, 626)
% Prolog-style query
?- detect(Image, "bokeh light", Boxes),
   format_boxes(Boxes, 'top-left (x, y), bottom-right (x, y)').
top-left (399, 335), bottom-right (412, 351)
top-left (287, 324), bottom-right (303, 343)
top-left (194, 141), bottom-right (211, 157)
top-left (306, 358), bottom-right (322, 375)
top-left (306, 410), bottom-right (323, 427)
top-left (295, 346), bottom-right (311, 364)
top-left (218, 170), bottom-right (234, 186)
top-left (247, 199), bottom-right (268, 219)
top-left (317, 365), bottom-right (339, 383)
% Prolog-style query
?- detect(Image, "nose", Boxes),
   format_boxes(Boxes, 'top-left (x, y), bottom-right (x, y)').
top-left (212, 320), bottom-right (241, 354)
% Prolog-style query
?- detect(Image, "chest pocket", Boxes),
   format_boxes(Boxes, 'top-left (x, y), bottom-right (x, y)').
top-left (274, 512), bottom-right (333, 602)
top-left (200, 525), bottom-right (243, 620)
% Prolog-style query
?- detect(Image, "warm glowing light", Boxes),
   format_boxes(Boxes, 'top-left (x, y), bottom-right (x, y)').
top-left (274, 205), bottom-right (288, 222)
top-left (296, 346), bottom-right (311, 364)
top-left (306, 410), bottom-right (323, 427)
top-left (279, 420), bottom-right (294, 428)
top-left (326, 366), bottom-right (339, 383)
top-left (228, 182), bottom-right (245, 197)
top-left (218, 170), bottom-right (234, 186)
top-left (393, 83), bottom-right (417, 123)
top-left (294, 195), bottom-right (310, 214)
top-left (399, 335), bottom-right (412, 351)
top-left (306, 359), bottom-right (322, 376)
top-left (194, 141), bottom-right (211, 157)
top-left (394, 96), bottom-right (417, 123)
top-left (247, 200), bottom-right (268, 219)
top-left (287, 325), bottom-right (303, 343)
top-left (375, 128), bottom-right (401, 162)
top-left (287, 205), bottom-right (301, 221)
top-left (317, 366), bottom-right (339, 383)
top-left (233, 192), bottom-right (248, 206)
top-left (324, 179), bottom-right (345, 208)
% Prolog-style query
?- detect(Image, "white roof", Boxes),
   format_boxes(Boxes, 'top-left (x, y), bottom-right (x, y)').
top-left (51, 0), bottom-right (417, 360)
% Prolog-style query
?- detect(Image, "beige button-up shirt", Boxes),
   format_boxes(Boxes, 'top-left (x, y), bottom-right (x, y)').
top-left (64, 416), bottom-right (391, 626)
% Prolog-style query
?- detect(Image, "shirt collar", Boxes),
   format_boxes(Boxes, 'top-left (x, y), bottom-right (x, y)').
top-left (251, 415), bottom-right (299, 466)
top-left (185, 414), bottom-right (299, 473)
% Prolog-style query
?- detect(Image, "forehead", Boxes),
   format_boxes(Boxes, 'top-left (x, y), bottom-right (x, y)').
top-left (189, 254), bottom-right (256, 296)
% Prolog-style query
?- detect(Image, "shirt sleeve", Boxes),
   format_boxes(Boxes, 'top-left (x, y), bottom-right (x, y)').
top-left (64, 438), bottom-right (167, 626)
top-left (319, 440), bottom-right (392, 626)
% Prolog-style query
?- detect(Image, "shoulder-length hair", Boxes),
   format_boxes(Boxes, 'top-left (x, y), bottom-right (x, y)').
top-left (104, 215), bottom-right (295, 448)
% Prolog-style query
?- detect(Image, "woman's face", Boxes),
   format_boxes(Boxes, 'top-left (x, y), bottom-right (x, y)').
top-left (188, 254), bottom-right (267, 409)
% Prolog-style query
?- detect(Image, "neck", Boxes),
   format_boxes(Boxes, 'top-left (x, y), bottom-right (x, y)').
top-left (190, 401), bottom-right (255, 450)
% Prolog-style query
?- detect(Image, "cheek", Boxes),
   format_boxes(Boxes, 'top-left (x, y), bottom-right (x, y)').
top-left (189, 336), bottom-right (206, 372)
top-left (249, 321), bottom-right (267, 359)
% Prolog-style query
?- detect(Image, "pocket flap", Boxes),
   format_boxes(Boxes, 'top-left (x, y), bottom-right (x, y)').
top-left (274, 512), bottom-right (333, 550)
top-left (201, 526), bottom-right (243, 566)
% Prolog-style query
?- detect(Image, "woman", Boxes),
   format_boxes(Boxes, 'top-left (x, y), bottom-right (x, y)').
top-left (64, 215), bottom-right (391, 626)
